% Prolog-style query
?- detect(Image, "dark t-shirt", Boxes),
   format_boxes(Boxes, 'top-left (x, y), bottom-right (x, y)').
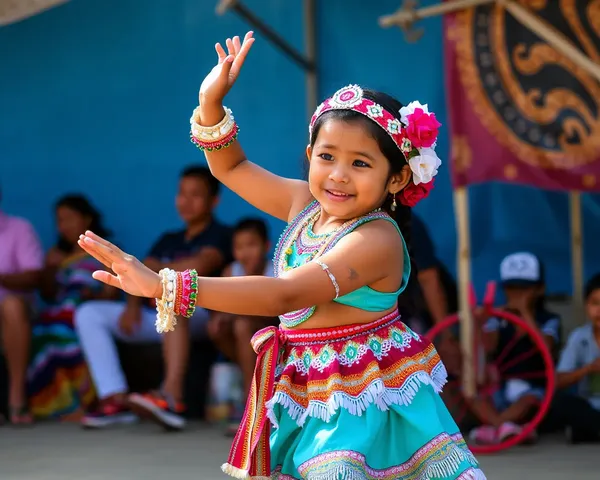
top-left (407, 215), bottom-right (458, 327)
top-left (484, 308), bottom-right (561, 387)
top-left (147, 220), bottom-right (233, 273)
top-left (143, 220), bottom-right (232, 308)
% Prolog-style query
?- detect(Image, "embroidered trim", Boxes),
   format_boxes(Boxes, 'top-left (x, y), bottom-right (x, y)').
top-left (267, 361), bottom-right (447, 427)
top-left (271, 433), bottom-right (485, 480)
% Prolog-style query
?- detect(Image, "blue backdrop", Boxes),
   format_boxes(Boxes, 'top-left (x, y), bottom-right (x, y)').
top-left (1, 0), bottom-right (599, 297)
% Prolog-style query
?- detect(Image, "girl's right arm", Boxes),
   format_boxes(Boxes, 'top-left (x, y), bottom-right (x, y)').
top-left (195, 32), bottom-right (311, 222)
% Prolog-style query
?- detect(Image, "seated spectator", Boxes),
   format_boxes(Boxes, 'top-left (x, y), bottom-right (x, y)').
top-left (28, 195), bottom-right (118, 421)
top-left (76, 166), bottom-right (231, 430)
top-left (467, 252), bottom-right (561, 445)
top-left (207, 218), bottom-right (276, 432)
top-left (554, 273), bottom-right (600, 443)
top-left (401, 213), bottom-right (457, 332)
top-left (0, 187), bottom-right (44, 425)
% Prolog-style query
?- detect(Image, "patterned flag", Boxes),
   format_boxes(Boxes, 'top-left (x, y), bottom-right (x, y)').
top-left (0, 0), bottom-right (69, 26)
top-left (445, 1), bottom-right (600, 191)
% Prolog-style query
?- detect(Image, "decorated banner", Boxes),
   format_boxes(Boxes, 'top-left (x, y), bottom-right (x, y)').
top-left (445, 1), bottom-right (600, 192)
top-left (0, 0), bottom-right (68, 26)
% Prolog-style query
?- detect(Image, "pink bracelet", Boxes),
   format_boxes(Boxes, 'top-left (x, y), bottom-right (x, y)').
top-left (178, 269), bottom-right (199, 318)
top-left (190, 123), bottom-right (239, 152)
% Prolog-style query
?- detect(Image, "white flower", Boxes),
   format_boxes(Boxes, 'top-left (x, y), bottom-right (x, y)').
top-left (399, 101), bottom-right (429, 125)
top-left (408, 147), bottom-right (441, 185)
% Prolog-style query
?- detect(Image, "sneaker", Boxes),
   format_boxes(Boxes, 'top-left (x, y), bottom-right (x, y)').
top-left (81, 401), bottom-right (137, 429)
top-left (468, 425), bottom-right (497, 445)
top-left (128, 391), bottom-right (186, 431)
top-left (498, 422), bottom-right (522, 442)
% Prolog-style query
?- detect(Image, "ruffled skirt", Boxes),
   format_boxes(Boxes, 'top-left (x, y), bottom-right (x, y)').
top-left (223, 311), bottom-right (486, 479)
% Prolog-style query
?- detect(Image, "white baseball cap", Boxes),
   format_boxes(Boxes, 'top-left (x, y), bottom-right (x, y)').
top-left (500, 252), bottom-right (544, 286)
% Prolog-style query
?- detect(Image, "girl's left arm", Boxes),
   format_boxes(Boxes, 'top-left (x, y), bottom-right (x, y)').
top-left (79, 222), bottom-right (403, 317)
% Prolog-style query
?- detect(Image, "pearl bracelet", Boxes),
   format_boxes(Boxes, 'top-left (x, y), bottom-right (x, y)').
top-left (190, 106), bottom-right (236, 142)
top-left (156, 268), bottom-right (178, 333)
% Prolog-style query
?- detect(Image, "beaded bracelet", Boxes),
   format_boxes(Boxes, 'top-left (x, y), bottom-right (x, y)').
top-left (178, 269), bottom-right (199, 318)
top-left (190, 123), bottom-right (239, 152)
top-left (156, 268), bottom-right (178, 333)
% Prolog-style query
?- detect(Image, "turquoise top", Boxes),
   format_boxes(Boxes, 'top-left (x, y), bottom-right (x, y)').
top-left (274, 201), bottom-right (411, 327)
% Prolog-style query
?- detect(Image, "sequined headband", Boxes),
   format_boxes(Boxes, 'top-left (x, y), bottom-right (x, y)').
top-left (309, 84), bottom-right (413, 158)
top-left (309, 84), bottom-right (443, 207)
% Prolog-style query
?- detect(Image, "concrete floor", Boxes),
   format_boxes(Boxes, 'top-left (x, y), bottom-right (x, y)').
top-left (0, 422), bottom-right (597, 479)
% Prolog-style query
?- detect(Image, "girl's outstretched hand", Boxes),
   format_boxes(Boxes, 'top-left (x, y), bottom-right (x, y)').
top-left (78, 231), bottom-right (162, 299)
top-left (199, 31), bottom-right (255, 105)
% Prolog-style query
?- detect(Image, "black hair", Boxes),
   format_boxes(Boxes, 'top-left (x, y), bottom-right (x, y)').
top-left (309, 88), bottom-right (419, 314)
top-left (181, 165), bottom-right (220, 197)
top-left (585, 273), bottom-right (600, 300)
top-left (234, 217), bottom-right (269, 243)
top-left (55, 194), bottom-right (109, 252)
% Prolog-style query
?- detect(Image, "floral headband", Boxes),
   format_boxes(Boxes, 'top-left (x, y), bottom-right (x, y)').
top-left (309, 84), bottom-right (442, 207)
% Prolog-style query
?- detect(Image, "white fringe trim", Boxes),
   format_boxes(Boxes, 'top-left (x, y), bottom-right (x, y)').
top-left (221, 463), bottom-right (271, 479)
top-left (267, 365), bottom-right (448, 427)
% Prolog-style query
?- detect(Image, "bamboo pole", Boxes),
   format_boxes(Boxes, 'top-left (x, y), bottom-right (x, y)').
top-left (379, 0), bottom-right (494, 28)
top-left (569, 192), bottom-right (585, 325)
top-left (304, 0), bottom-right (318, 118)
top-left (499, 0), bottom-right (600, 82)
top-left (454, 187), bottom-right (476, 398)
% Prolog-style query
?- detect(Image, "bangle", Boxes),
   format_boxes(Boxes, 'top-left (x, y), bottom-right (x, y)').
top-left (156, 268), bottom-right (178, 333)
top-left (190, 106), bottom-right (235, 141)
top-left (190, 123), bottom-right (239, 152)
top-left (178, 269), bottom-right (199, 318)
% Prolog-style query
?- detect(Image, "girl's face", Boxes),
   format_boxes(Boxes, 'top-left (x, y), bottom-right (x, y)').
top-left (56, 206), bottom-right (92, 245)
top-left (307, 119), bottom-right (409, 220)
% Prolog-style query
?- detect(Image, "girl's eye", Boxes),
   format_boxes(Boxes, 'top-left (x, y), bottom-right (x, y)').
top-left (319, 153), bottom-right (333, 161)
top-left (353, 160), bottom-right (370, 168)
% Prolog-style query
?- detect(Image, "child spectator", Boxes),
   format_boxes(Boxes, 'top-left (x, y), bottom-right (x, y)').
top-left (554, 273), bottom-right (600, 443)
top-left (207, 218), bottom-right (276, 432)
top-left (468, 252), bottom-right (561, 445)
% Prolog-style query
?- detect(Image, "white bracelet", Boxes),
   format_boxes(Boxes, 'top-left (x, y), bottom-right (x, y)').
top-left (156, 268), bottom-right (178, 333)
top-left (190, 106), bottom-right (236, 141)
top-left (314, 260), bottom-right (340, 299)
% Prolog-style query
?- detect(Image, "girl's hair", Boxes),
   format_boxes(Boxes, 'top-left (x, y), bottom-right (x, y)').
top-left (309, 89), bottom-right (419, 315)
top-left (55, 194), bottom-right (110, 252)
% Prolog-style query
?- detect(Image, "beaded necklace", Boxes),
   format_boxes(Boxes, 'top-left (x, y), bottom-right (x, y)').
top-left (274, 201), bottom-right (385, 327)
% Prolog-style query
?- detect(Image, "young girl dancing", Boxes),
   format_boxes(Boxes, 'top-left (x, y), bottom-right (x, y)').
top-left (78, 32), bottom-right (485, 480)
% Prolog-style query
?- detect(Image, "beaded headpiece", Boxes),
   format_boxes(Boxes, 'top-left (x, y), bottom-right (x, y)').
top-left (309, 85), bottom-right (443, 207)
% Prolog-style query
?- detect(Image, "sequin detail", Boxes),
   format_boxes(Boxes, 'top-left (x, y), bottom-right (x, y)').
top-left (274, 201), bottom-right (391, 327)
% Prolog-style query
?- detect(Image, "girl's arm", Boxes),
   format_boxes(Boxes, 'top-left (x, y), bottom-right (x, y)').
top-left (196, 33), bottom-right (311, 222)
top-left (79, 221), bottom-right (403, 317)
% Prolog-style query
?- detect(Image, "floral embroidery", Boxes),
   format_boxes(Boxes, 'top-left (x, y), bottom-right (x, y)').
top-left (271, 433), bottom-right (485, 480)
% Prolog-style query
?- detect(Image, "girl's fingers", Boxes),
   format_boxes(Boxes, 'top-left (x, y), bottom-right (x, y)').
top-left (225, 37), bottom-right (234, 56)
top-left (232, 35), bottom-right (241, 55)
top-left (78, 239), bottom-right (113, 269)
top-left (92, 270), bottom-right (121, 288)
top-left (215, 43), bottom-right (227, 63)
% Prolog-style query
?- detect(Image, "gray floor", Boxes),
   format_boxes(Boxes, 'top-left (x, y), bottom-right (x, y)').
top-left (0, 422), bottom-right (596, 479)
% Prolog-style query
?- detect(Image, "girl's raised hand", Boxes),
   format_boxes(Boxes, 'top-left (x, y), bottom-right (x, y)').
top-left (78, 231), bottom-right (162, 299)
top-left (199, 31), bottom-right (255, 105)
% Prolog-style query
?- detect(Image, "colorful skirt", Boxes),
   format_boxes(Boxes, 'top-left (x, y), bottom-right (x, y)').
top-left (223, 311), bottom-right (486, 479)
top-left (27, 307), bottom-right (96, 420)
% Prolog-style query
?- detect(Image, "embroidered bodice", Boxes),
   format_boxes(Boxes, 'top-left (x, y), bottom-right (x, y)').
top-left (274, 201), bottom-right (411, 327)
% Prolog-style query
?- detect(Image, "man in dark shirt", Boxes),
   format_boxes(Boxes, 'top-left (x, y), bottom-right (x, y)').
top-left (75, 166), bottom-right (231, 431)
top-left (405, 214), bottom-right (457, 332)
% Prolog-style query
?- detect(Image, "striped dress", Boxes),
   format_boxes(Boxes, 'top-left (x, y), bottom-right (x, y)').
top-left (27, 252), bottom-right (103, 420)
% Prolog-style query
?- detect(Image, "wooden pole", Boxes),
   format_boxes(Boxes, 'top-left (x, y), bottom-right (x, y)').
top-left (304, 0), bottom-right (318, 117)
top-left (500, 0), bottom-right (600, 82)
top-left (454, 187), bottom-right (476, 398)
top-left (569, 192), bottom-right (585, 325)
top-left (379, 0), bottom-right (494, 28)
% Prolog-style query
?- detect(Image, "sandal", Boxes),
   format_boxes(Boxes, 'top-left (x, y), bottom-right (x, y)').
top-left (9, 405), bottom-right (33, 426)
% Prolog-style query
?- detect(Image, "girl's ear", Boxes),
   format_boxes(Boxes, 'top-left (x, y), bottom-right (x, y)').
top-left (306, 144), bottom-right (312, 164)
top-left (388, 165), bottom-right (412, 195)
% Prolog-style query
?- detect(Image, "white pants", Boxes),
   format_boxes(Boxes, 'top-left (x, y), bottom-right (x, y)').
top-left (74, 300), bottom-right (209, 399)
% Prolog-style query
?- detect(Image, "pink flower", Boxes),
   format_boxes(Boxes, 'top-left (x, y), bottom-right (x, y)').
top-left (398, 180), bottom-right (434, 207)
top-left (405, 109), bottom-right (441, 149)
